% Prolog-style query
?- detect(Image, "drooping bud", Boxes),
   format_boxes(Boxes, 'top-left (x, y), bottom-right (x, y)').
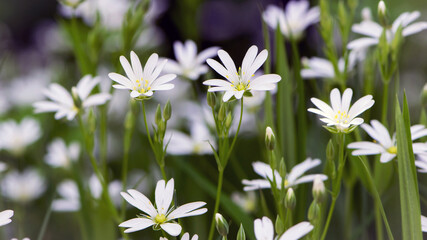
top-left (215, 213), bottom-right (229, 237)
top-left (308, 201), bottom-right (320, 222)
top-left (207, 91), bottom-right (216, 108)
top-left (237, 223), bottom-right (246, 240)
top-left (377, 1), bottom-right (388, 27)
top-left (265, 126), bottom-right (275, 151)
top-left (312, 175), bottom-right (326, 203)
top-left (155, 104), bottom-right (162, 126)
top-left (284, 188), bottom-right (296, 210)
top-left (163, 100), bottom-right (172, 121)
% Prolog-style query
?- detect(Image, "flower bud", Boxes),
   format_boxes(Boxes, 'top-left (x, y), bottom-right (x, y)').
top-left (71, 87), bottom-right (82, 109)
top-left (218, 103), bottom-right (226, 122)
top-left (279, 158), bottom-right (287, 180)
top-left (225, 113), bottom-right (233, 129)
top-left (163, 101), bottom-right (172, 121)
top-left (215, 213), bottom-right (229, 237)
top-left (326, 139), bottom-right (334, 160)
top-left (308, 201), bottom-right (320, 222)
top-left (312, 175), bottom-right (326, 203)
top-left (155, 104), bottom-right (162, 126)
top-left (237, 223), bottom-right (246, 240)
top-left (265, 126), bottom-right (275, 151)
top-left (284, 188), bottom-right (296, 210)
top-left (361, 7), bottom-right (372, 21)
top-left (378, 1), bottom-right (388, 27)
top-left (275, 215), bottom-right (285, 235)
top-left (207, 91), bottom-right (216, 108)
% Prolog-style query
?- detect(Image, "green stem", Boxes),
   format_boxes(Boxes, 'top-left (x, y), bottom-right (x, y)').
top-left (320, 133), bottom-right (345, 240)
top-left (120, 111), bottom-right (135, 219)
top-left (37, 197), bottom-right (53, 240)
top-left (223, 99), bottom-right (244, 165)
top-left (141, 101), bottom-right (155, 150)
top-left (381, 81), bottom-right (390, 124)
top-left (375, 202), bottom-right (384, 240)
top-left (99, 106), bottom-right (108, 176)
top-left (208, 169), bottom-right (224, 240)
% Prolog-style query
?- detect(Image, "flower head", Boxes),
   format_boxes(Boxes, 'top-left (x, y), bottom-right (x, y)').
top-left (163, 40), bottom-right (219, 80)
top-left (348, 8), bottom-right (427, 50)
top-left (2, 169), bottom-right (46, 203)
top-left (109, 51), bottom-right (176, 100)
top-left (242, 158), bottom-right (327, 191)
top-left (308, 88), bottom-right (374, 133)
top-left (0, 210), bottom-right (13, 227)
top-left (44, 138), bottom-right (80, 169)
top-left (0, 118), bottom-right (41, 155)
top-left (204, 45), bottom-right (281, 102)
top-left (301, 51), bottom-right (358, 80)
top-left (422, 215), bottom-right (427, 232)
top-left (254, 216), bottom-right (313, 240)
top-left (263, 1), bottom-right (320, 40)
top-left (119, 178), bottom-right (207, 236)
top-left (34, 75), bottom-right (111, 121)
top-left (348, 120), bottom-right (427, 163)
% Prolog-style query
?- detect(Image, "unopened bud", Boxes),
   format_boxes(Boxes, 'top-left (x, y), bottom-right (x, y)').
top-left (71, 87), bottom-right (82, 109)
top-left (361, 7), bottom-right (372, 21)
top-left (308, 201), bottom-right (320, 221)
top-left (237, 224), bottom-right (246, 240)
top-left (279, 158), bottom-right (287, 180)
top-left (163, 101), bottom-right (171, 121)
top-left (275, 215), bottom-right (285, 235)
top-left (207, 91), bottom-right (216, 108)
top-left (378, 1), bottom-right (387, 27)
top-left (88, 109), bottom-right (96, 134)
top-left (312, 175), bottom-right (326, 203)
top-left (225, 113), bottom-right (233, 129)
top-left (218, 103), bottom-right (226, 122)
top-left (326, 139), bottom-right (334, 160)
top-left (265, 126), bottom-right (275, 151)
top-left (155, 104), bottom-right (162, 126)
top-left (157, 121), bottom-right (166, 138)
top-left (215, 213), bottom-right (229, 237)
top-left (285, 188), bottom-right (296, 210)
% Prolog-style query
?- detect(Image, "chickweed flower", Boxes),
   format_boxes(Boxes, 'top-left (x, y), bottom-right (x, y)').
top-left (34, 75), bottom-right (111, 121)
top-left (2, 169), bottom-right (46, 203)
top-left (0, 118), bottom-right (41, 155)
top-left (163, 40), bottom-right (219, 80)
top-left (0, 210), bottom-right (13, 227)
top-left (203, 45), bottom-right (281, 102)
top-left (242, 158), bottom-right (327, 191)
top-left (44, 138), bottom-right (80, 169)
top-left (415, 154), bottom-right (427, 173)
top-left (109, 51), bottom-right (176, 100)
top-left (301, 51), bottom-right (357, 80)
top-left (263, 1), bottom-right (320, 40)
top-left (120, 178), bottom-right (207, 236)
top-left (160, 233), bottom-right (198, 240)
top-left (348, 120), bottom-right (427, 163)
top-left (254, 216), bottom-right (313, 240)
top-left (308, 88), bottom-right (374, 133)
top-left (312, 175), bottom-right (326, 203)
top-left (422, 215), bottom-right (427, 232)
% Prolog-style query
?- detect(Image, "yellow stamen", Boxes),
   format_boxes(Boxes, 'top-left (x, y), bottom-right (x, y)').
top-left (154, 214), bottom-right (166, 224)
top-left (387, 146), bottom-right (397, 154)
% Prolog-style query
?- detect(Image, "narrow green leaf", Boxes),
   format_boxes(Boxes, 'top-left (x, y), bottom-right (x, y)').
top-left (395, 94), bottom-right (422, 240)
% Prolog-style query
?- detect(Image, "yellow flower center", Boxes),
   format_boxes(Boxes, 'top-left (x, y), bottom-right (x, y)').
top-left (387, 146), bottom-right (397, 154)
top-left (133, 78), bottom-right (151, 94)
top-left (334, 110), bottom-right (350, 124)
top-left (154, 214), bottom-right (167, 224)
top-left (284, 179), bottom-right (289, 187)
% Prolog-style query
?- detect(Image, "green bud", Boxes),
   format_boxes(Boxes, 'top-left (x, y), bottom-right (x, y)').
top-left (218, 103), bottom-right (226, 122)
top-left (377, 1), bottom-right (388, 27)
top-left (326, 139), bottom-right (334, 161)
top-left (285, 188), bottom-right (296, 210)
top-left (163, 101), bottom-right (172, 121)
top-left (308, 201), bottom-right (320, 222)
top-left (71, 86), bottom-right (82, 110)
top-left (215, 213), bottom-right (229, 237)
top-left (157, 120), bottom-right (166, 139)
top-left (237, 224), bottom-right (246, 240)
top-left (88, 109), bottom-right (96, 134)
top-left (265, 126), bottom-right (275, 151)
top-left (279, 158), bottom-right (287, 180)
top-left (225, 113), bottom-right (233, 129)
top-left (312, 175), bottom-right (326, 203)
top-left (125, 110), bottom-right (135, 129)
top-left (207, 91), bottom-right (216, 108)
top-left (275, 215), bottom-right (285, 235)
top-left (391, 26), bottom-right (403, 59)
top-left (155, 104), bottom-right (162, 126)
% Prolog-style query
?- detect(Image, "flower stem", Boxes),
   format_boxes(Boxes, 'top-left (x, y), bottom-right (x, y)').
top-left (381, 81), bottom-right (389, 124)
top-left (321, 133), bottom-right (346, 240)
top-left (141, 101), bottom-right (155, 150)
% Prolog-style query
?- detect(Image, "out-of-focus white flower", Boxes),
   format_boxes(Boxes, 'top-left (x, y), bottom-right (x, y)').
top-left (231, 191), bottom-right (257, 213)
top-left (109, 51), bottom-right (176, 100)
top-left (34, 75), bottom-right (111, 121)
top-left (301, 51), bottom-right (358, 80)
top-left (7, 69), bottom-right (49, 107)
top-left (0, 86), bottom-right (9, 115)
top-left (204, 45), bottom-right (281, 102)
top-left (89, 175), bottom-right (122, 205)
top-left (348, 9), bottom-right (427, 50)
top-left (160, 232), bottom-right (198, 240)
top-left (422, 215), bottom-right (427, 232)
top-left (361, 7), bottom-right (372, 22)
top-left (2, 169), bottom-right (46, 203)
top-left (166, 122), bottom-right (214, 155)
top-left (308, 88), bottom-right (374, 133)
top-left (263, 2), bottom-right (320, 40)
top-left (45, 138), bottom-right (80, 169)
top-left (120, 178), bottom-right (207, 236)
top-left (415, 154), bottom-right (427, 173)
top-left (348, 120), bottom-right (427, 163)
top-left (11, 238), bottom-right (30, 240)
top-left (242, 158), bottom-right (327, 191)
top-left (254, 216), bottom-right (313, 240)
top-left (0, 118), bottom-right (41, 155)
top-left (0, 210), bottom-right (13, 227)
top-left (164, 40), bottom-right (219, 80)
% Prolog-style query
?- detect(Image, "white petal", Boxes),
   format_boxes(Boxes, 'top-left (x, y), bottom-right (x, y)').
top-left (352, 21), bottom-right (383, 38)
top-left (348, 95), bottom-right (374, 119)
top-left (287, 158), bottom-right (321, 184)
top-left (108, 73), bottom-right (133, 89)
top-left (161, 222), bottom-right (182, 236)
top-left (402, 22), bottom-right (427, 36)
top-left (254, 217), bottom-right (274, 240)
top-left (380, 152), bottom-right (395, 163)
top-left (341, 88), bottom-right (353, 113)
top-left (217, 50), bottom-right (237, 74)
top-left (196, 46), bottom-right (220, 64)
top-left (120, 55), bottom-right (136, 80)
top-left (222, 91), bottom-right (235, 102)
top-left (291, 174), bottom-right (327, 187)
top-left (155, 179), bottom-right (174, 215)
top-left (82, 93), bottom-right (111, 107)
top-left (347, 37), bottom-right (378, 50)
top-left (144, 53), bottom-right (159, 77)
top-left (121, 189), bottom-right (157, 217)
top-left (131, 51), bottom-right (144, 79)
top-left (167, 202), bottom-right (207, 220)
top-left (279, 221), bottom-right (314, 240)
top-left (119, 218), bottom-right (155, 233)
top-left (206, 59), bottom-right (230, 80)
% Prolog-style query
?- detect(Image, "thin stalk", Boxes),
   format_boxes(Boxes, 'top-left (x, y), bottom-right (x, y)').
top-left (321, 133), bottom-right (345, 240)
top-left (99, 106), bottom-right (108, 175)
top-left (207, 169), bottom-right (224, 240)
top-left (141, 101), bottom-right (155, 150)
top-left (375, 202), bottom-right (384, 240)
top-left (37, 197), bottom-right (53, 240)
top-left (224, 99), bottom-right (244, 165)
top-left (381, 81), bottom-right (390, 124)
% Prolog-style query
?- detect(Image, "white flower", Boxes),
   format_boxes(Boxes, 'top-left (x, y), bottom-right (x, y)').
top-left (308, 88), bottom-right (374, 133)
top-left (231, 191), bottom-right (257, 213)
top-left (160, 232), bottom-right (198, 240)
top-left (263, 2), bottom-right (319, 40)
top-left (254, 216), bottom-right (313, 240)
top-left (422, 215), bottom-right (427, 232)
top-left (0, 118), bottom-right (41, 155)
top-left (109, 51), bottom-right (176, 100)
top-left (163, 40), bottom-right (219, 80)
top-left (301, 51), bottom-right (358, 80)
top-left (242, 158), bottom-right (327, 191)
top-left (120, 178), bottom-right (207, 236)
top-left (11, 238), bottom-right (30, 240)
top-left (44, 138), bottom-right (80, 169)
top-left (204, 45), bottom-right (281, 102)
top-left (348, 10), bottom-right (427, 50)
top-left (34, 75), bottom-right (111, 120)
top-left (2, 169), bottom-right (46, 203)
top-left (348, 120), bottom-right (427, 163)
top-left (7, 69), bottom-right (49, 107)
top-left (0, 210), bottom-right (13, 227)
top-left (415, 153), bottom-right (427, 173)
top-left (166, 122), bottom-right (214, 155)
